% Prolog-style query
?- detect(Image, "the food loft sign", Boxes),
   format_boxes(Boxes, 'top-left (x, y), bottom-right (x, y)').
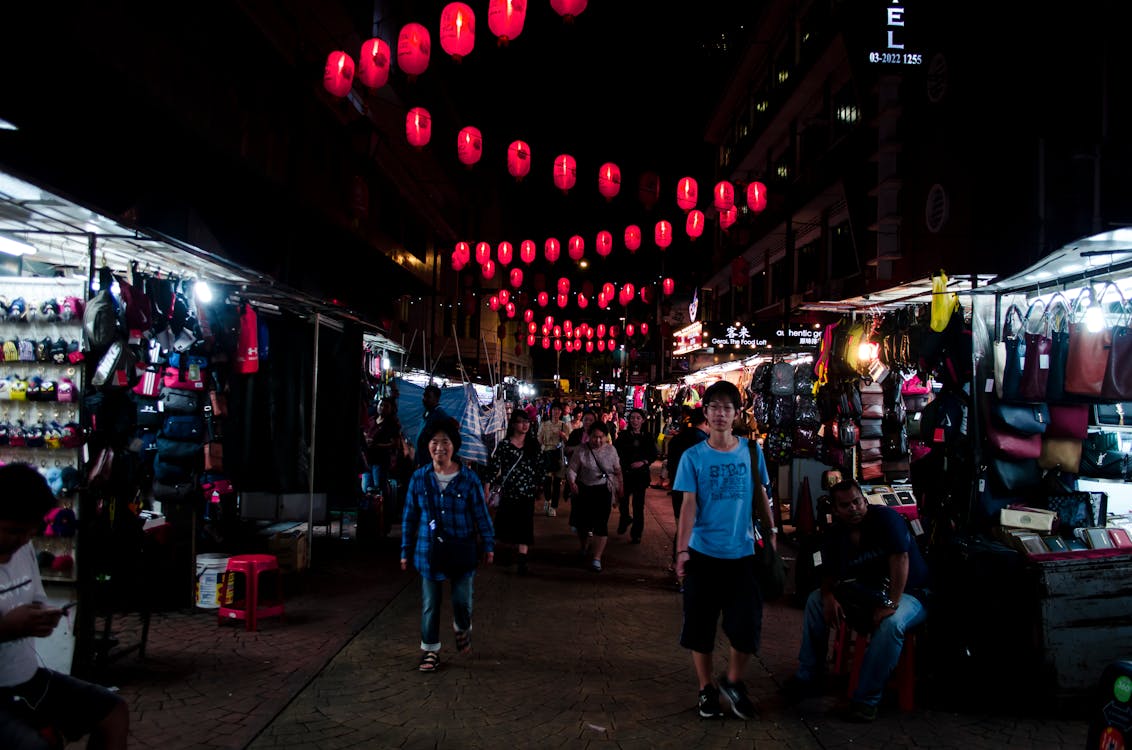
top-left (868, 1), bottom-right (922, 66)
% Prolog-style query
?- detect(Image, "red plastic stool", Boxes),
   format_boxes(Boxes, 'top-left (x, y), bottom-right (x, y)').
top-left (217, 554), bottom-right (285, 631)
top-left (832, 620), bottom-right (917, 712)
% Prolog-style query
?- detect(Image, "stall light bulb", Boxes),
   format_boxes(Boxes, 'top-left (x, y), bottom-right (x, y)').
top-left (382, 356), bottom-right (391, 370)
top-left (858, 341), bottom-right (879, 362)
top-left (194, 281), bottom-right (213, 303)
top-left (1085, 306), bottom-right (1105, 333)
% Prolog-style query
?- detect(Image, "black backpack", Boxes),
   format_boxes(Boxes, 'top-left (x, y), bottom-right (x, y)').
top-left (82, 290), bottom-right (120, 356)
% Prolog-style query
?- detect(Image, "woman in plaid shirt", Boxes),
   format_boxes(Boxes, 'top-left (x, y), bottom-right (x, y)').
top-left (401, 418), bottom-right (494, 673)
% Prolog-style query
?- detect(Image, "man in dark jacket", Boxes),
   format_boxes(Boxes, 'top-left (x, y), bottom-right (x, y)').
top-left (613, 408), bottom-right (658, 542)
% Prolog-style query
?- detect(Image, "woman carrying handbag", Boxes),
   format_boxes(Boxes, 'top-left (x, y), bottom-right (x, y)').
top-left (486, 410), bottom-right (543, 575)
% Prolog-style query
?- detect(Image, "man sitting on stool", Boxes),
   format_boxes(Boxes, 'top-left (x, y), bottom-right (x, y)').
top-left (783, 479), bottom-right (929, 722)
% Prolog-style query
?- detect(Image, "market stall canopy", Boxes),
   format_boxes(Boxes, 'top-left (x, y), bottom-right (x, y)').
top-left (0, 170), bottom-right (393, 335)
top-left (973, 229), bottom-right (1132, 297)
top-left (799, 274), bottom-right (996, 313)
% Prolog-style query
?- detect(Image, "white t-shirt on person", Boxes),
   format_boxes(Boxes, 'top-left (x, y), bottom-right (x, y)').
top-left (0, 543), bottom-right (47, 686)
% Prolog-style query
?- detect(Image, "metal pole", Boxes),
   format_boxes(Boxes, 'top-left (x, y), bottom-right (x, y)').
top-left (308, 313), bottom-right (320, 568)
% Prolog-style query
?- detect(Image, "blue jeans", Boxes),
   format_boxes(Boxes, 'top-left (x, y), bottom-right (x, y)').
top-left (796, 589), bottom-right (926, 706)
top-left (420, 573), bottom-right (474, 651)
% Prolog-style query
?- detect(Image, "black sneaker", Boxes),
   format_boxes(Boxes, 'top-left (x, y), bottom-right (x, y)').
top-left (840, 701), bottom-right (878, 723)
top-left (719, 675), bottom-right (757, 720)
top-left (698, 684), bottom-right (724, 718)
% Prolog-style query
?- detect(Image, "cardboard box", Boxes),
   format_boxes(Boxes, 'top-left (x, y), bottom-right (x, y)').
top-left (268, 528), bottom-right (309, 572)
top-left (1001, 507), bottom-right (1057, 533)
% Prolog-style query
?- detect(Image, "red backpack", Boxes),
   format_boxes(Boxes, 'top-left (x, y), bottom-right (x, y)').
top-left (235, 303), bottom-right (259, 374)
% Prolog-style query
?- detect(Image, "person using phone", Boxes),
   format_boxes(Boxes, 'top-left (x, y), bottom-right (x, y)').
top-left (0, 463), bottom-right (129, 748)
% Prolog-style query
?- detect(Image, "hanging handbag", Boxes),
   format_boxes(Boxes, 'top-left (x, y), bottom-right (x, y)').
top-left (1045, 298), bottom-right (1072, 401)
top-left (1102, 299), bottom-right (1132, 400)
top-left (487, 449), bottom-right (522, 509)
top-left (994, 305), bottom-right (1025, 402)
top-left (1065, 284), bottom-right (1121, 398)
top-left (989, 457), bottom-right (1040, 493)
top-left (1046, 404), bottom-right (1089, 440)
top-left (1038, 436), bottom-right (1083, 473)
top-left (1019, 299), bottom-right (1053, 401)
top-left (990, 400), bottom-right (1049, 435)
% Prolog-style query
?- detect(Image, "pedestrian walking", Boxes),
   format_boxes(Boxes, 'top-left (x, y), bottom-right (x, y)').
top-left (537, 401), bottom-right (571, 517)
top-left (613, 408), bottom-right (657, 543)
top-left (673, 381), bottom-right (775, 720)
top-left (486, 411), bottom-right (542, 575)
top-left (565, 421), bottom-right (623, 572)
top-left (401, 418), bottom-right (495, 673)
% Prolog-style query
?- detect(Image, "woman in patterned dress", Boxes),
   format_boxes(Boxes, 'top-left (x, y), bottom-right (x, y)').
top-left (487, 410), bottom-right (543, 574)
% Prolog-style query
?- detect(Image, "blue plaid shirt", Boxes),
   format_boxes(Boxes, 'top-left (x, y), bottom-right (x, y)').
top-left (401, 462), bottom-right (494, 581)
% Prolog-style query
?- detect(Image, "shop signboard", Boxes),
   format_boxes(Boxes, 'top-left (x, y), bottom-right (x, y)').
top-left (703, 322), bottom-right (822, 353)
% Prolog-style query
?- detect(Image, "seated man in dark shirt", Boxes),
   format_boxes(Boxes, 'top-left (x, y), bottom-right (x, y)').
top-left (784, 479), bottom-right (928, 722)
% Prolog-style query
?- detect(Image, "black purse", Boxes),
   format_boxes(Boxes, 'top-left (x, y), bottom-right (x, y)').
top-left (833, 577), bottom-right (891, 634)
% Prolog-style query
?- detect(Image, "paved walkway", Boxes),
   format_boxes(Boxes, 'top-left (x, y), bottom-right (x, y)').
top-left (97, 471), bottom-right (1090, 749)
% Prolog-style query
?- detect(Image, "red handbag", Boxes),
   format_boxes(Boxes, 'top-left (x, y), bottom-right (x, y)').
top-left (1018, 300), bottom-right (1053, 401)
top-left (1102, 300), bottom-right (1132, 400)
top-left (1065, 284), bottom-right (1121, 397)
top-left (1046, 404), bottom-right (1089, 440)
top-left (982, 400), bottom-right (1041, 460)
top-left (163, 365), bottom-right (205, 391)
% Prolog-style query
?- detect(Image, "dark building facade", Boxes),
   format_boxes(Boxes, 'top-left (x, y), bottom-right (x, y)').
top-left (701, 0), bottom-right (1129, 323)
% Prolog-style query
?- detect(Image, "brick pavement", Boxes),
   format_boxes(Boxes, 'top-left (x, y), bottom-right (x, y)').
top-left (97, 465), bottom-right (1091, 749)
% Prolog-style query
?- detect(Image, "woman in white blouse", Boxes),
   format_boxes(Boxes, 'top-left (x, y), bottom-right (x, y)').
top-left (566, 422), bottom-right (623, 572)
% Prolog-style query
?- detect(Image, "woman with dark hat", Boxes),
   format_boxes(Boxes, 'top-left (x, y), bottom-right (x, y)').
top-left (401, 418), bottom-right (495, 673)
top-left (486, 409), bottom-right (543, 574)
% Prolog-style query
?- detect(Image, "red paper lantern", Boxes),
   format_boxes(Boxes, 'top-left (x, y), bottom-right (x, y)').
top-left (568, 235), bottom-right (584, 261)
top-left (719, 205), bottom-right (737, 231)
top-left (662, 277), bottom-right (675, 295)
top-left (541, 323), bottom-right (550, 335)
top-left (747, 181), bottom-right (768, 213)
top-left (481, 259), bottom-right (495, 279)
top-left (497, 241), bottom-right (513, 265)
top-left (544, 237), bottom-right (561, 262)
top-left (655, 220), bottom-right (673, 249)
top-left (506, 140), bottom-right (531, 180)
top-left (553, 325), bottom-right (562, 337)
top-left (597, 292), bottom-right (609, 308)
top-left (563, 320), bottom-right (573, 334)
top-left (626, 323), bottom-right (635, 337)
top-left (621, 282), bottom-right (635, 303)
top-left (585, 327), bottom-right (594, 340)
top-left (713, 180), bottom-right (735, 211)
top-left (550, 0), bottom-right (588, 22)
top-left (686, 209), bottom-right (705, 239)
top-left (554, 338), bottom-right (563, 351)
top-left (597, 162), bottom-right (621, 200)
top-left (451, 251), bottom-right (466, 271)
top-left (557, 277), bottom-right (570, 295)
top-left (505, 301), bottom-right (516, 318)
top-left (528, 321), bottom-right (538, 334)
top-left (489, 295), bottom-right (500, 310)
top-left (323, 51), bottom-right (354, 97)
top-left (519, 239), bottom-right (536, 264)
top-left (475, 242), bottom-right (491, 264)
top-left (639, 172), bottom-right (660, 210)
top-left (524, 309), bottom-right (534, 324)
top-left (397, 23), bottom-right (431, 78)
top-left (564, 340), bottom-right (574, 352)
top-left (527, 334), bottom-right (536, 346)
top-left (602, 282), bottom-right (615, 299)
top-left (455, 241), bottom-right (471, 264)
top-left (544, 315), bottom-right (555, 327)
top-left (624, 225), bottom-right (641, 252)
top-left (556, 293), bottom-right (568, 308)
top-left (498, 289), bottom-right (510, 305)
top-left (358, 39), bottom-right (391, 89)
top-left (596, 323), bottom-right (606, 338)
top-left (553, 154), bottom-right (577, 193)
top-left (640, 285), bottom-right (654, 304)
top-left (406, 107), bottom-right (431, 148)
top-left (597, 340), bottom-right (606, 352)
top-left (676, 176), bottom-right (698, 211)
top-left (608, 325), bottom-right (618, 337)
top-left (577, 293), bottom-right (588, 308)
top-left (440, 3), bottom-right (475, 61)
top-left (488, 0), bottom-right (526, 44)
top-left (509, 268), bottom-right (523, 288)
top-left (537, 291), bottom-right (549, 307)
top-left (608, 339), bottom-right (616, 350)
top-left (596, 230), bottom-right (612, 257)
top-left (586, 341), bottom-right (594, 353)
top-left (457, 126), bottom-right (482, 166)
top-left (640, 322), bottom-right (649, 335)
top-left (542, 337), bottom-right (551, 349)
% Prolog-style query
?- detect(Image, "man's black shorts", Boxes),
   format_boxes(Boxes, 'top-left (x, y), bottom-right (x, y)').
top-left (680, 549), bottom-right (763, 654)
top-left (0, 668), bottom-right (124, 748)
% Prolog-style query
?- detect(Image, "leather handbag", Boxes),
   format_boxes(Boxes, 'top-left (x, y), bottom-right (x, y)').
top-left (1044, 297), bottom-right (1071, 401)
top-left (1046, 404), bottom-right (1089, 440)
top-left (983, 403), bottom-right (1041, 459)
top-left (990, 400), bottom-right (1049, 435)
top-left (860, 438), bottom-right (882, 462)
top-left (1038, 436), bottom-right (1083, 473)
top-left (990, 457), bottom-right (1040, 493)
top-left (1019, 300), bottom-right (1053, 401)
top-left (1102, 301), bottom-right (1132, 400)
top-left (994, 305), bottom-right (1025, 402)
top-left (1065, 284), bottom-right (1121, 398)
top-left (860, 418), bottom-right (883, 439)
top-left (1079, 431), bottom-right (1131, 480)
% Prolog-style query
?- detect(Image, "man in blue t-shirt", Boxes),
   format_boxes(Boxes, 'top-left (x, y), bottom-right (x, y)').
top-left (783, 479), bottom-right (929, 722)
top-left (673, 381), bottom-right (775, 722)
